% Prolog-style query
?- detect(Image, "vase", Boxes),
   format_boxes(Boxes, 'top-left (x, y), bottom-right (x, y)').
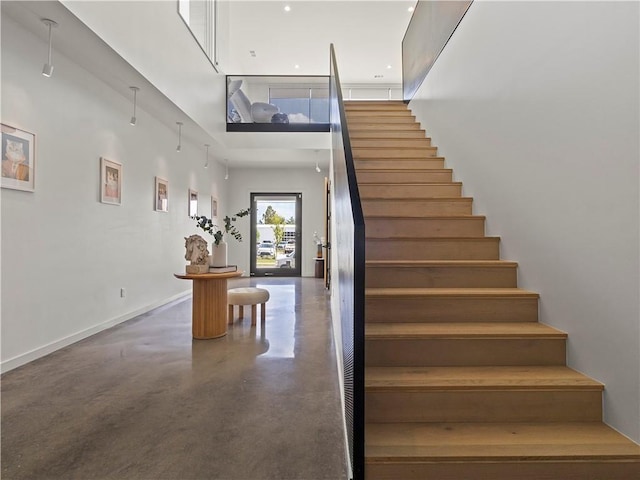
top-left (210, 241), bottom-right (228, 267)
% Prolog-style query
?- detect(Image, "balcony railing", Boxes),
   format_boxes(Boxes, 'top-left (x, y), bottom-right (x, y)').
top-left (226, 75), bottom-right (330, 132)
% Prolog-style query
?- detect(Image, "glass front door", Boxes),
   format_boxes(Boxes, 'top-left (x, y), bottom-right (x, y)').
top-left (250, 193), bottom-right (302, 277)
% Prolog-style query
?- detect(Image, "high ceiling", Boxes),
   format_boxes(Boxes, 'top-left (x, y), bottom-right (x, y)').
top-left (223, 0), bottom-right (416, 84)
top-left (2, 0), bottom-right (417, 168)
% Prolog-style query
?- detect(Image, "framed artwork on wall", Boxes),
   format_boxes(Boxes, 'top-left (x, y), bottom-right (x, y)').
top-left (1, 123), bottom-right (35, 192)
top-left (211, 196), bottom-right (218, 219)
top-left (189, 189), bottom-right (198, 217)
top-left (100, 157), bottom-right (122, 205)
top-left (155, 177), bottom-right (169, 212)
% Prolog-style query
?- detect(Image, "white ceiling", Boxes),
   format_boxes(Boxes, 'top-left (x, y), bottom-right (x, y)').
top-left (223, 0), bottom-right (416, 84)
top-left (2, 0), bottom-right (417, 168)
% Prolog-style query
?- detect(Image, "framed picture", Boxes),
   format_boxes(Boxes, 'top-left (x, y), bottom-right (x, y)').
top-left (155, 177), bottom-right (169, 212)
top-left (100, 157), bottom-right (122, 205)
top-left (1, 123), bottom-right (35, 192)
top-left (189, 189), bottom-right (198, 217)
top-left (211, 196), bottom-right (218, 219)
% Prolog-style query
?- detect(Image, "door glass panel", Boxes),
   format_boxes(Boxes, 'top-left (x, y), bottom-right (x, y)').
top-left (251, 193), bottom-right (301, 277)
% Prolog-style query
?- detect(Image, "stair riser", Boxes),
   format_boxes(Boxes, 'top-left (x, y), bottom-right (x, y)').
top-left (346, 111), bottom-right (413, 118)
top-left (350, 131), bottom-right (426, 139)
top-left (345, 104), bottom-right (407, 111)
top-left (360, 184), bottom-right (462, 199)
top-left (348, 116), bottom-right (417, 124)
top-left (357, 170), bottom-right (452, 183)
top-left (366, 390), bottom-right (602, 423)
top-left (353, 148), bottom-right (438, 158)
top-left (365, 461), bottom-right (640, 480)
top-left (365, 297), bottom-right (538, 323)
top-left (366, 239), bottom-right (500, 261)
top-left (349, 123), bottom-right (422, 131)
top-left (366, 217), bottom-right (485, 238)
top-left (355, 159), bottom-right (445, 169)
top-left (362, 200), bottom-right (473, 217)
top-left (365, 338), bottom-right (566, 367)
top-left (351, 139), bottom-right (432, 148)
top-left (365, 265), bottom-right (517, 288)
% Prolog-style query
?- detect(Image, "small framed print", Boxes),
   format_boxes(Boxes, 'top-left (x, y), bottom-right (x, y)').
top-left (211, 196), bottom-right (218, 219)
top-left (155, 177), bottom-right (169, 212)
top-left (1, 123), bottom-right (35, 192)
top-left (100, 157), bottom-right (122, 205)
top-left (188, 189), bottom-right (198, 217)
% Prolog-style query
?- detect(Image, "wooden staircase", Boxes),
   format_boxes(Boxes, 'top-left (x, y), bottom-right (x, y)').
top-left (345, 100), bottom-right (640, 479)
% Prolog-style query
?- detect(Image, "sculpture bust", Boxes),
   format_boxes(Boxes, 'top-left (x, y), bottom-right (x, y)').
top-left (184, 234), bottom-right (209, 266)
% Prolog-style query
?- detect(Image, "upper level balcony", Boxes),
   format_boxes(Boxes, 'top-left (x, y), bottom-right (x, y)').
top-left (226, 75), bottom-right (330, 132)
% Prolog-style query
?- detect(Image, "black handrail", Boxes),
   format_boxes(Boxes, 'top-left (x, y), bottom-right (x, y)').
top-left (329, 44), bottom-right (366, 480)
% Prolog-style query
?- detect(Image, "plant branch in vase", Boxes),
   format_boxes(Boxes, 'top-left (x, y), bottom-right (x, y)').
top-left (192, 208), bottom-right (250, 267)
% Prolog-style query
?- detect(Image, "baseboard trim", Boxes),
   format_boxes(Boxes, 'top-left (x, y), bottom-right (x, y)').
top-left (0, 290), bottom-right (192, 374)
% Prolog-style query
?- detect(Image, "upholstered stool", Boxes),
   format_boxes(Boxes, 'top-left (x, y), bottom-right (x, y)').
top-left (227, 287), bottom-right (270, 326)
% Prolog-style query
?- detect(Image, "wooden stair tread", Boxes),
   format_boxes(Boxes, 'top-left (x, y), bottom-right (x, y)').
top-left (367, 235), bottom-right (500, 242)
top-left (366, 422), bottom-right (640, 461)
top-left (366, 287), bottom-right (538, 297)
top-left (356, 168), bottom-right (451, 173)
top-left (350, 133), bottom-right (428, 138)
top-left (365, 322), bottom-right (564, 339)
top-left (359, 182), bottom-right (461, 186)
top-left (362, 197), bottom-right (470, 201)
top-left (365, 215), bottom-right (484, 220)
top-left (365, 366), bottom-right (603, 390)
top-left (366, 260), bottom-right (517, 268)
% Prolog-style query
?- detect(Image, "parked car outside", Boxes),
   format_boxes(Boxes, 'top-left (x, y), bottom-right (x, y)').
top-left (276, 250), bottom-right (295, 268)
top-left (284, 241), bottom-right (296, 253)
top-left (277, 242), bottom-right (286, 251)
top-left (257, 242), bottom-right (275, 257)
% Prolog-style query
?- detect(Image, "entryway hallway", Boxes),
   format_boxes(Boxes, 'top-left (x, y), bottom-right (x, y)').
top-left (1, 278), bottom-right (348, 480)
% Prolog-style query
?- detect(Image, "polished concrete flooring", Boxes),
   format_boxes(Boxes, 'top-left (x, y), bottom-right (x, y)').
top-left (1, 277), bottom-right (348, 480)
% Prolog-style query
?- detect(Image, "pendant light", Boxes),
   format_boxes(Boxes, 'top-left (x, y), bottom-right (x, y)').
top-left (129, 86), bottom-right (139, 126)
top-left (176, 122), bottom-right (183, 152)
top-left (41, 19), bottom-right (58, 77)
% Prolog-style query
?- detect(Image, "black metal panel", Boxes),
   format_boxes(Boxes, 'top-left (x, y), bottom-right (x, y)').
top-left (330, 44), bottom-right (366, 480)
top-left (402, 0), bottom-right (473, 102)
top-left (226, 123), bottom-right (330, 133)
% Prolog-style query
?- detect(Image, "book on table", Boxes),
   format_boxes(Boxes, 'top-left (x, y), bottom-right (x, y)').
top-left (209, 265), bottom-right (237, 273)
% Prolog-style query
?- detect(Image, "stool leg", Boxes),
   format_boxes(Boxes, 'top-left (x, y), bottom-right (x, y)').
top-left (228, 305), bottom-right (234, 325)
top-left (251, 305), bottom-right (257, 326)
top-left (261, 303), bottom-right (266, 323)
top-left (239, 305), bottom-right (244, 320)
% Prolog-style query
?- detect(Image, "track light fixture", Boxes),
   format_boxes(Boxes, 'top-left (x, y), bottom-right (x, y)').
top-left (224, 160), bottom-right (229, 180)
top-left (204, 144), bottom-right (210, 168)
top-left (129, 86), bottom-right (139, 125)
top-left (41, 19), bottom-right (58, 77)
top-left (176, 122), bottom-right (183, 152)
top-left (315, 161), bottom-right (321, 173)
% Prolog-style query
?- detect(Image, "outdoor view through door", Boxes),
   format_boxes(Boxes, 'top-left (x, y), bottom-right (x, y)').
top-left (250, 193), bottom-right (302, 277)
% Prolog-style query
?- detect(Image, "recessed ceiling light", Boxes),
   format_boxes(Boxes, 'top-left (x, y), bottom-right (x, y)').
top-left (387, 65), bottom-right (392, 69)
top-left (408, 6), bottom-right (415, 13)
top-left (284, 5), bottom-right (291, 12)
top-left (294, 64), bottom-right (300, 69)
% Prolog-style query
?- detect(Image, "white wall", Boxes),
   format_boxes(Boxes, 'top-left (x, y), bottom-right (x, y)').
top-left (226, 167), bottom-right (326, 277)
top-left (409, 1), bottom-right (639, 442)
top-left (1, 16), bottom-right (227, 371)
top-left (62, 0), bottom-right (228, 142)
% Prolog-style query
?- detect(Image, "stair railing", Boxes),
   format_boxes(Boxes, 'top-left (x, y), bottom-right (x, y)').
top-left (329, 43), bottom-right (365, 480)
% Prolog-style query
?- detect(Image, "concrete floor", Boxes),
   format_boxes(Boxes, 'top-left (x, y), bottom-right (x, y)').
top-left (1, 277), bottom-right (348, 480)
